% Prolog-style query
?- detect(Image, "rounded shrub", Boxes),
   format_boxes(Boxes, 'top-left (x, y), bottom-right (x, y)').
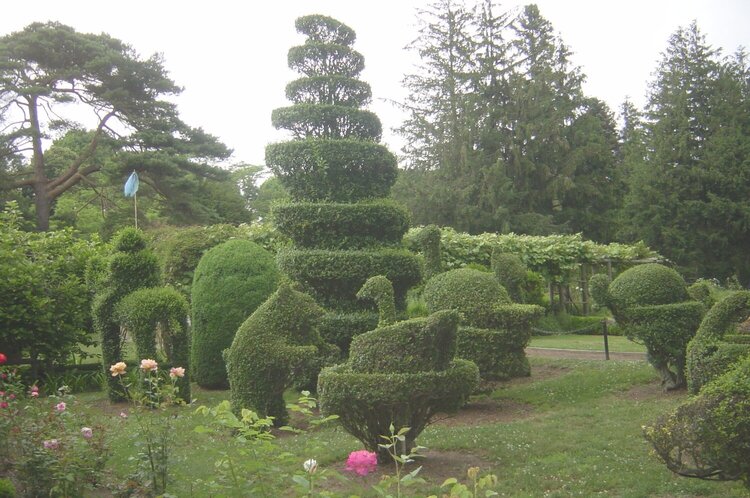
top-left (423, 268), bottom-right (511, 326)
top-left (588, 273), bottom-right (611, 308)
top-left (318, 310), bottom-right (479, 462)
top-left (645, 355), bottom-right (750, 489)
top-left (687, 291), bottom-right (750, 393)
top-left (608, 263), bottom-right (689, 313)
top-left (191, 239), bottom-right (279, 389)
top-left (491, 250), bottom-right (526, 303)
top-left (225, 284), bottom-right (334, 425)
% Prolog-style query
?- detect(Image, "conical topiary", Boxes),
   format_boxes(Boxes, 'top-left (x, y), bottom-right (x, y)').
top-left (267, 15), bottom-right (421, 353)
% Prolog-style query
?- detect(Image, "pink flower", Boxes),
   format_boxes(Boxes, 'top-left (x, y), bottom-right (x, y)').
top-left (8, 394), bottom-right (14, 400)
top-left (0, 352), bottom-right (6, 364)
top-left (43, 439), bottom-right (60, 450)
top-left (0, 391), bottom-right (4, 397)
top-left (109, 362), bottom-right (127, 377)
top-left (345, 450), bottom-right (378, 476)
top-left (169, 367), bottom-right (185, 379)
top-left (55, 401), bottom-right (66, 412)
top-left (81, 427), bottom-right (93, 439)
top-left (119, 411), bottom-right (128, 419)
top-left (31, 391), bottom-right (39, 398)
top-left (0, 401), bottom-right (7, 409)
top-left (140, 359), bottom-right (158, 373)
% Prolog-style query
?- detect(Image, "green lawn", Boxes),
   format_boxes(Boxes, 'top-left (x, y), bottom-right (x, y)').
top-left (63, 357), bottom-right (745, 497)
top-left (529, 334), bottom-right (646, 353)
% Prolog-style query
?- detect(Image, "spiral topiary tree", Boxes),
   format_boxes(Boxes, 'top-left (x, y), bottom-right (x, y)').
top-left (268, 15), bottom-right (421, 353)
top-left (318, 309), bottom-right (479, 462)
top-left (191, 239), bottom-right (279, 389)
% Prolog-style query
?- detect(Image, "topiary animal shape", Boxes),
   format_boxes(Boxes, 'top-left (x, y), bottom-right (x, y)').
top-left (225, 283), bottom-right (331, 425)
top-left (356, 275), bottom-right (396, 327)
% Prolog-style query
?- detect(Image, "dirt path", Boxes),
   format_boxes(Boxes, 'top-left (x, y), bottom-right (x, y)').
top-left (525, 347), bottom-right (647, 361)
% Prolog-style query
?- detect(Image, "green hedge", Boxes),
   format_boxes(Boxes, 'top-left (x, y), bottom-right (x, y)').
top-left (423, 268), bottom-right (511, 326)
top-left (266, 139), bottom-right (397, 202)
top-left (456, 327), bottom-right (531, 380)
top-left (317, 311), bottom-right (379, 355)
top-left (687, 291), bottom-right (750, 393)
top-left (272, 104), bottom-right (382, 140)
top-left (191, 239), bottom-right (279, 389)
top-left (225, 284), bottom-right (332, 425)
top-left (286, 76), bottom-right (371, 107)
top-left (348, 311), bottom-right (457, 374)
top-left (645, 355), bottom-right (750, 489)
top-left (608, 264), bottom-right (689, 313)
top-left (411, 224), bottom-right (442, 281)
top-left (276, 248), bottom-right (421, 310)
top-left (272, 200), bottom-right (409, 249)
top-left (288, 43), bottom-right (364, 78)
top-left (492, 251), bottom-right (527, 303)
top-left (356, 275), bottom-right (396, 327)
top-left (318, 358), bottom-right (478, 462)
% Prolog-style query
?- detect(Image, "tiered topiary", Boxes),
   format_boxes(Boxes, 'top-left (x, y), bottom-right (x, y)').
top-left (115, 287), bottom-right (191, 401)
top-left (686, 291), bottom-right (750, 393)
top-left (92, 228), bottom-right (161, 402)
top-left (225, 283), bottom-right (336, 425)
top-left (267, 15), bottom-right (421, 353)
top-left (422, 268), bottom-right (543, 380)
top-left (318, 308), bottom-right (479, 462)
top-left (597, 263), bottom-right (705, 390)
top-left (191, 239), bottom-right (279, 388)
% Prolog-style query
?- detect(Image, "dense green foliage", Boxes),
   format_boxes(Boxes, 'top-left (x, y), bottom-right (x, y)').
top-left (356, 276), bottom-right (396, 327)
top-left (318, 310), bottom-right (479, 461)
top-left (423, 268), bottom-right (511, 322)
top-left (225, 284), bottom-right (333, 425)
top-left (316, 312), bottom-right (379, 355)
top-left (191, 239), bottom-right (279, 388)
top-left (492, 251), bottom-right (527, 303)
top-left (646, 355), bottom-right (750, 489)
top-left (457, 326), bottom-right (531, 380)
top-left (404, 226), bottom-right (659, 282)
top-left (0, 202), bottom-right (102, 371)
top-left (411, 224), bottom-right (442, 281)
top-left (0, 22), bottom-right (244, 231)
top-left (92, 227), bottom-right (161, 401)
top-left (272, 200), bottom-right (409, 249)
top-left (687, 291), bottom-right (750, 393)
top-left (115, 287), bottom-right (191, 401)
top-left (600, 264), bottom-right (703, 390)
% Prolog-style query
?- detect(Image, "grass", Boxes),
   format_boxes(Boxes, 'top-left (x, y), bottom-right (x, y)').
top-left (56, 357), bottom-right (747, 497)
top-left (529, 334), bottom-right (646, 353)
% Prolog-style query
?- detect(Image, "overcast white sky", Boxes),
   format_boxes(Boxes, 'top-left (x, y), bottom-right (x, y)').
top-left (4, 1), bottom-right (750, 166)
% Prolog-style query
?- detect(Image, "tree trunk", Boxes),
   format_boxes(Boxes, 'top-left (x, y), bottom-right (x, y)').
top-left (28, 95), bottom-right (51, 231)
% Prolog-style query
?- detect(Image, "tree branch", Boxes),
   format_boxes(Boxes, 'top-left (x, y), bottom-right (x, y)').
top-left (46, 163), bottom-right (102, 200)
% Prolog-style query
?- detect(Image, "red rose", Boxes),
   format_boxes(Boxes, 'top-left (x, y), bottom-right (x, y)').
top-left (0, 353), bottom-right (6, 364)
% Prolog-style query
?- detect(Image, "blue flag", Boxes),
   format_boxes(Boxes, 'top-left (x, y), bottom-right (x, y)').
top-left (124, 171), bottom-right (139, 197)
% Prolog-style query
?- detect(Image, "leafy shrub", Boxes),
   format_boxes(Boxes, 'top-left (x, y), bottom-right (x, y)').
top-left (115, 287), bottom-right (191, 401)
top-left (317, 312), bottom-right (379, 356)
top-left (0, 478), bottom-right (14, 498)
top-left (276, 248), bottom-right (421, 310)
top-left (423, 268), bottom-right (511, 326)
top-left (272, 104), bottom-right (382, 140)
top-left (645, 355), bottom-right (750, 489)
top-left (687, 291), bottom-right (750, 393)
top-left (599, 263), bottom-right (702, 390)
top-left (0, 202), bottom-right (104, 370)
top-left (318, 310), bottom-right (479, 462)
top-left (191, 239), bottom-right (279, 389)
top-left (491, 251), bottom-right (526, 302)
top-left (588, 273), bottom-right (611, 307)
top-left (272, 200), bottom-right (409, 249)
top-left (286, 75), bottom-right (371, 107)
top-left (411, 224), bottom-right (442, 281)
top-left (225, 284), bottom-right (334, 425)
top-left (92, 227), bottom-right (160, 402)
top-left (687, 280), bottom-right (716, 310)
top-left (356, 275), bottom-right (396, 327)
top-left (457, 327), bottom-right (532, 380)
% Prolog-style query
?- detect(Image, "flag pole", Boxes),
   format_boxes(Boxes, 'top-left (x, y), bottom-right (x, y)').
top-left (134, 190), bottom-right (138, 229)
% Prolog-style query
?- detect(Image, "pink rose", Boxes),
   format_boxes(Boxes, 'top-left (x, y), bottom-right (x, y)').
top-left (43, 439), bottom-right (60, 450)
top-left (169, 367), bottom-right (185, 379)
top-left (55, 401), bottom-right (66, 412)
top-left (345, 450), bottom-right (378, 476)
top-left (109, 362), bottom-right (127, 377)
top-left (81, 427), bottom-right (93, 439)
top-left (119, 411), bottom-right (128, 419)
top-left (8, 394), bottom-right (14, 400)
top-left (140, 359), bottom-right (158, 373)
top-left (0, 352), bottom-right (6, 364)
top-left (31, 391), bottom-right (39, 398)
top-left (0, 401), bottom-right (8, 409)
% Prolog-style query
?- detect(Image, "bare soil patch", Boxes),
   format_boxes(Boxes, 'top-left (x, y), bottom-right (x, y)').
top-left (619, 380), bottom-right (686, 401)
top-left (526, 347), bottom-right (646, 361)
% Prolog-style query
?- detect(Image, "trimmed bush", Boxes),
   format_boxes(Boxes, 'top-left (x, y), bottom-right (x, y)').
top-left (191, 239), bottom-right (279, 389)
top-left (317, 312), bottom-right (379, 355)
top-left (423, 268), bottom-right (511, 326)
top-left (491, 250), bottom-right (527, 303)
top-left (318, 310), bottom-right (479, 462)
top-left (687, 280), bottom-right (716, 310)
top-left (92, 227), bottom-right (160, 402)
top-left (115, 287), bottom-right (191, 401)
top-left (272, 104), bottom-right (382, 140)
top-left (225, 284), bottom-right (334, 425)
top-left (286, 75), bottom-right (371, 107)
top-left (645, 355), bottom-right (750, 489)
top-left (356, 275), bottom-right (396, 326)
top-left (272, 200), bottom-right (409, 249)
top-left (457, 327), bottom-right (531, 380)
top-left (687, 291), bottom-right (750, 393)
top-left (588, 273), bottom-right (611, 307)
top-left (412, 224), bottom-right (442, 281)
top-left (599, 263), bottom-right (702, 391)
top-left (276, 248), bottom-right (421, 310)
top-left (266, 139), bottom-right (397, 202)
top-left (607, 263), bottom-right (689, 313)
